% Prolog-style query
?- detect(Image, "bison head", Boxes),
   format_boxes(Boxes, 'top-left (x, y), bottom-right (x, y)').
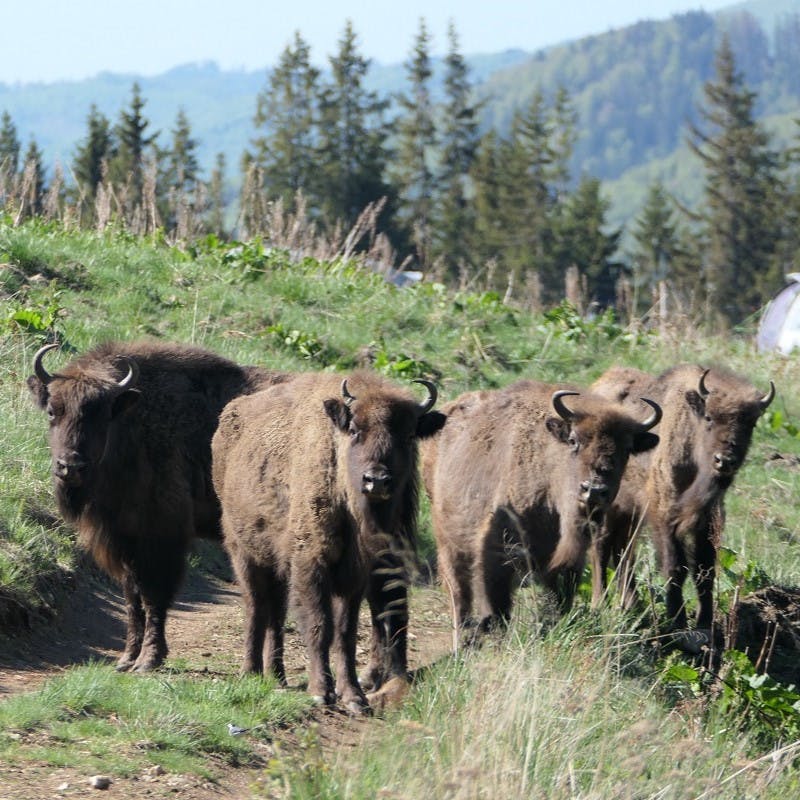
top-left (323, 377), bottom-right (446, 508)
top-left (546, 390), bottom-right (661, 513)
top-left (27, 345), bottom-right (141, 502)
top-left (684, 369), bottom-right (774, 479)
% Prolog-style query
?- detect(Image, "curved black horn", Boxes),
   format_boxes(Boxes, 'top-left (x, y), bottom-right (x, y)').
top-left (116, 357), bottom-right (138, 390)
top-left (341, 379), bottom-right (356, 407)
top-left (698, 368), bottom-right (711, 398)
top-left (759, 380), bottom-right (776, 410)
top-left (638, 397), bottom-right (662, 430)
top-left (552, 390), bottom-right (580, 421)
top-left (412, 379), bottom-right (438, 414)
top-left (33, 343), bottom-right (59, 385)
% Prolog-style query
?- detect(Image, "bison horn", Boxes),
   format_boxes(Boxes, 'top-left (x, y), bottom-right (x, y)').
top-left (552, 390), bottom-right (580, 421)
top-left (759, 380), bottom-right (776, 410)
top-left (33, 343), bottom-right (59, 385)
top-left (412, 379), bottom-right (438, 414)
top-left (341, 379), bottom-right (356, 407)
top-left (698, 368), bottom-right (711, 398)
top-left (115, 357), bottom-right (138, 390)
top-left (638, 397), bottom-right (662, 430)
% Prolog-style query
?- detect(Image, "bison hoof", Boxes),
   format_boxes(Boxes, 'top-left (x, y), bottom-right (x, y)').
top-left (673, 628), bottom-right (711, 655)
top-left (310, 692), bottom-right (337, 707)
top-left (344, 698), bottom-right (372, 717)
top-left (115, 658), bottom-right (135, 672)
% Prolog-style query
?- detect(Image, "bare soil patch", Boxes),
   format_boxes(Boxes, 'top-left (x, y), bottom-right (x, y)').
top-left (0, 557), bottom-right (453, 799)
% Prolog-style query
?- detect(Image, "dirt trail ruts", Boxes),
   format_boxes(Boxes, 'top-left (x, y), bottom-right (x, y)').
top-left (0, 562), bottom-right (454, 799)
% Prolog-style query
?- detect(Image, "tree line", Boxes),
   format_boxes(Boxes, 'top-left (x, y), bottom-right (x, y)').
top-left (1, 19), bottom-right (799, 327)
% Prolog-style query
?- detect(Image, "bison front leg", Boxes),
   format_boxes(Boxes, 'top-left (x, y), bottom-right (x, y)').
top-left (116, 570), bottom-right (145, 671)
top-left (656, 526), bottom-right (690, 630)
top-left (693, 527), bottom-right (717, 632)
top-left (333, 594), bottom-right (370, 715)
top-left (473, 510), bottom-right (520, 631)
top-left (292, 555), bottom-right (336, 706)
top-left (360, 551), bottom-right (410, 691)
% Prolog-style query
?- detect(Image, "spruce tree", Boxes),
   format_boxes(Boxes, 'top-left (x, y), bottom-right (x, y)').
top-left (167, 108), bottom-right (200, 194)
top-left (208, 152), bottom-right (227, 237)
top-left (687, 35), bottom-right (783, 323)
top-left (316, 20), bottom-right (392, 233)
top-left (469, 130), bottom-right (506, 283)
top-left (630, 180), bottom-right (680, 310)
top-left (393, 18), bottom-right (437, 268)
top-left (20, 138), bottom-right (46, 219)
top-left (252, 31), bottom-right (320, 212)
top-left (554, 176), bottom-right (621, 306)
top-left (72, 105), bottom-right (115, 219)
top-left (433, 21), bottom-right (480, 279)
top-left (109, 83), bottom-right (158, 209)
top-left (0, 110), bottom-right (20, 179)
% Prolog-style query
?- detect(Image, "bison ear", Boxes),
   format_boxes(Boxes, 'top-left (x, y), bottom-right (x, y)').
top-left (323, 398), bottom-right (351, 432)
top-left (631, 432), bottom-right (659, 454)
top-left (416, 410), bottom-right (447, 439)
top-left (111, 389), bottom-right (140, 418)
top-left (546, 417), bottom-right (570, 443)
top-left (685, 390), bottom-right (705, 417)
top-left (27, 375), bottom-right (49, 409)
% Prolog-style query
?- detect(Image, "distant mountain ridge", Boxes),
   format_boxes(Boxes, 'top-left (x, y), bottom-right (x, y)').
top-left (0, 0), bottom-right (797, 227)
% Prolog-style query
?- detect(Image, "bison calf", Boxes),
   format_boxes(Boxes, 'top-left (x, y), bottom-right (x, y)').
top-left (421, 380), bottom-right (660, 634)
top-left (28, 340), bottom-right (286, 672)
top-left (591, 365), bottom-right (774, 643)
top-left (212, 371), bottom-right (445, 713)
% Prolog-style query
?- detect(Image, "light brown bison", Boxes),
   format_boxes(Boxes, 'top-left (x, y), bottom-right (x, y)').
top-left (591, 365), bottom-right (775, 641)
top-left (27, 340), bottom-right (287, 672)
top-left (420, 380), bottom-right (660, 633)
top-left (211, 370), bottom-right (445, 713)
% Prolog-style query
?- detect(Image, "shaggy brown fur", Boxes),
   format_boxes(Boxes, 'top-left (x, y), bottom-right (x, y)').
top-left (591, 364), bottom-right (774, 630)
top-left (27, 340), bottom-right (287, 672)
top-left (212, 370), bottom-right (445, 713)
top-left (420, 380), bottom-right (660, 633)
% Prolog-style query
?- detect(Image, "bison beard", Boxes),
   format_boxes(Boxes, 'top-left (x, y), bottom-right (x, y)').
top-left (28, 340), bottom-right (288, 672)
top-left (591, 364), bottom-right (774, 638)
top-left (212, 371), bottom-right (445, 714)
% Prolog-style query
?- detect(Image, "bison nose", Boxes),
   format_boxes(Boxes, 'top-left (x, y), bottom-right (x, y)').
top-left (580, 480), bottom-right (609, 506)
top-left (362, 470), bottom-right (392, 498)
top-left (713, 452), bottom-right (737, 475)
top-left (53, 456), bottom-right (87, 485)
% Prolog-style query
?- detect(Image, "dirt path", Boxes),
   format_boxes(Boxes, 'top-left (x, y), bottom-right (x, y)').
top-left (0, 562), bottom-right (454, 799)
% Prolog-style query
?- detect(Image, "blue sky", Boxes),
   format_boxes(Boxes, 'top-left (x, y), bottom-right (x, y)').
top-left (4, 0), bottom-right (737, 84)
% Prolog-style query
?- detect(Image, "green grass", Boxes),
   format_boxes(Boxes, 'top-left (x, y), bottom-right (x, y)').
top-left (4, 217), bottom-right (800, 793)
top-left (0, 663), bottom-right (312, 777)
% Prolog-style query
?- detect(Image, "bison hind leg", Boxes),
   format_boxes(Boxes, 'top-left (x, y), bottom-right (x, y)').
top-left (333, 595), bottom-right (371, 716)
top-left (116, 570), bottom-right (145, 671)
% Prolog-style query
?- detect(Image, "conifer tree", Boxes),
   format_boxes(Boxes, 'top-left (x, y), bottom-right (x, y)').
top-left (20, 138), bottom-right (46, 219)
top-left (208, 152), bottom-right (227, 237)
top-left (469, 131), bottom-right (506, 280)
top-left (433, 21), bottom-right (480, 279)
top-left (687, 35), bottom-right (782, 323)
top-left (72, 104), bottom-right (115, 218)
top-left (393, 18), bottom-right (437, 267)
top-left (630, 180), bottom-right (680, 310)
top-left (252, 31), bottom-right (320, 212)
top-left (109, 83), bottom-right (158, 209)
top-left (316, 20), bottom-right (392, 233)
top-left (0, 110), bottom-right (20, 179)
top-left (167, 108), bottom-right (200, 194)
top-left (554, 176), bottom-right (621, 306)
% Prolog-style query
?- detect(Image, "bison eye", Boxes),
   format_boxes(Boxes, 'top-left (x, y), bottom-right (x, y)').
top-left (348, 425), bottom-right (360, 441)
top-left (568, 434), bottom-right (579, 451)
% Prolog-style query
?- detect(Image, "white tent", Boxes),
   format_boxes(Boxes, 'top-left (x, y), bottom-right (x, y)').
top-left (757, 273), bottom-right (800, 354)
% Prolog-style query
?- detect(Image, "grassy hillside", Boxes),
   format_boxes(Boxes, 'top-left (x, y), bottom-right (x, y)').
top-left (3, 218), bottom-right (800, 794)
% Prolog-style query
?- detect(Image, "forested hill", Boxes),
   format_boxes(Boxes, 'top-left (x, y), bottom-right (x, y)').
top-left (0, 0), bottom-right (798, 223)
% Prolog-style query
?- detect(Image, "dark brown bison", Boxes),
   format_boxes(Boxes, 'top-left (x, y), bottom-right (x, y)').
top-left (591, 365), bottom-right (775, 642)
top-left (27, 340), bottom-right (287, 672)
top-left (211, 370), bottom-right (445, 713)
top-left (420, 380), bottom-right (660, 633)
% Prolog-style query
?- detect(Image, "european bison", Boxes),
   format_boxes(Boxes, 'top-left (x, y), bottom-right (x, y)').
top-left (420, 380), bottom-right (660, 634)
top-left (591, 365), bottom-right (775, 642)
top-left (211, 371), bottom-right (445, 713)
top-left (27, 340), bottom-right (287, 672)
